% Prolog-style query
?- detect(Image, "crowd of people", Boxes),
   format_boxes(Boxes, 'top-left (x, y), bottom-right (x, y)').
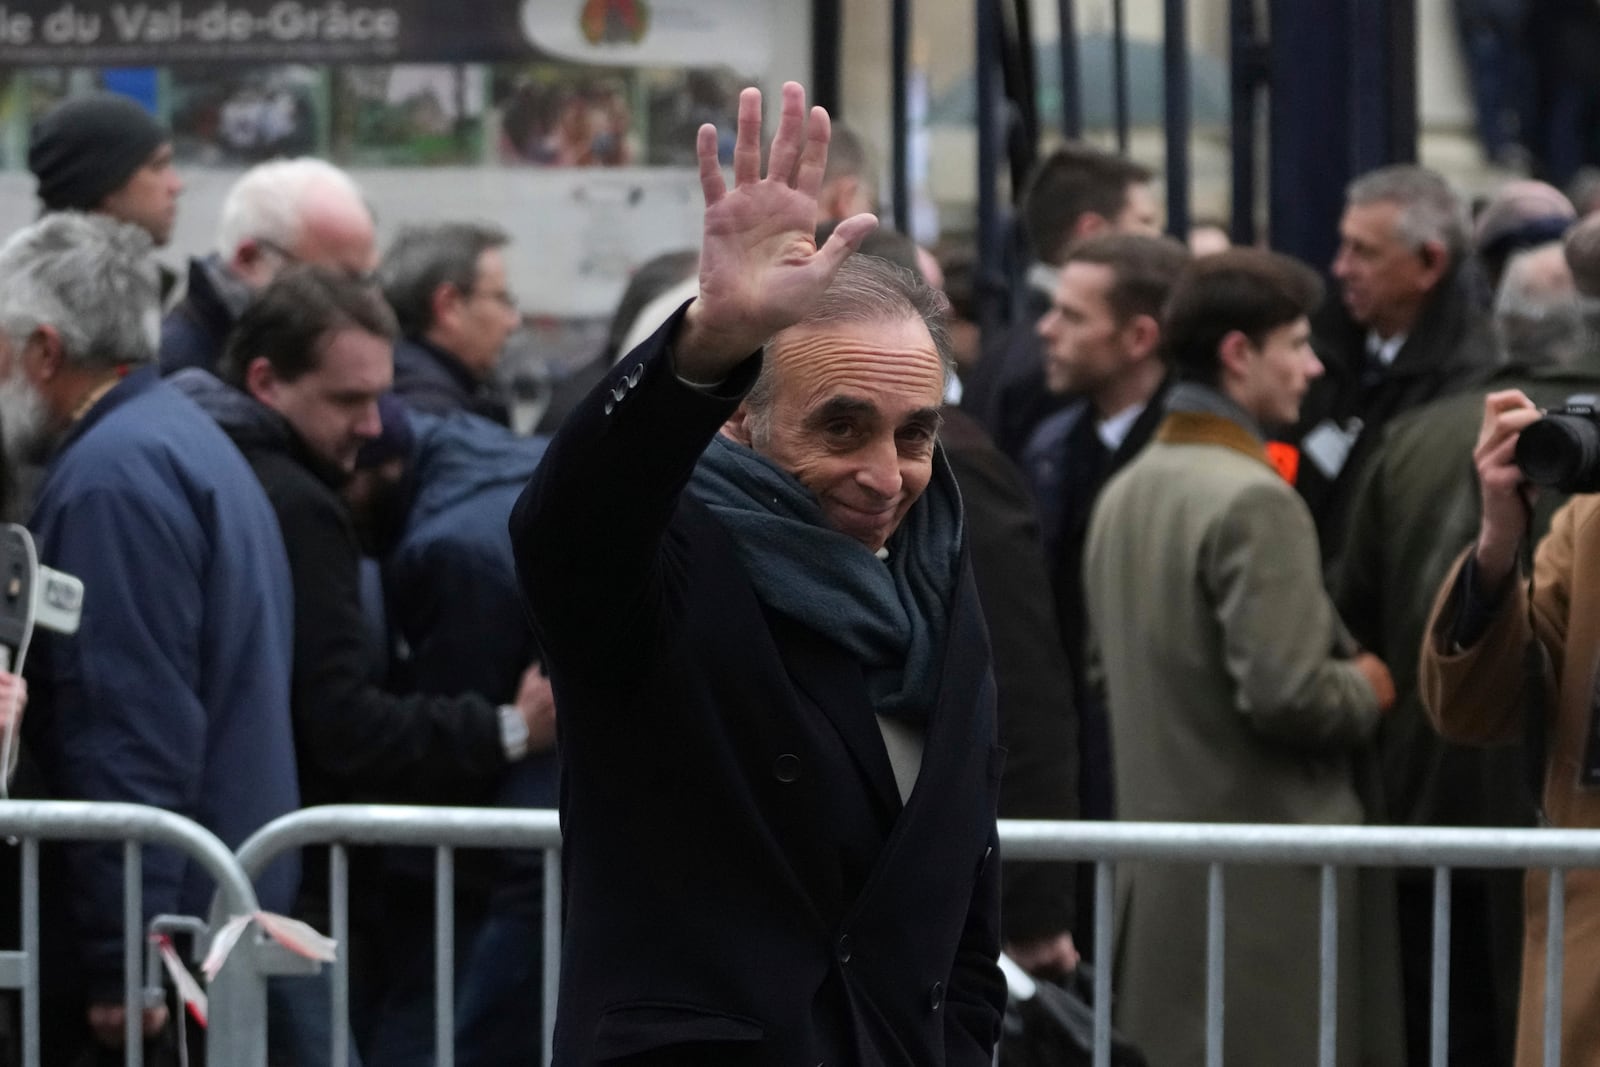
top-left (0, 74), bottom-right (1598, 1067)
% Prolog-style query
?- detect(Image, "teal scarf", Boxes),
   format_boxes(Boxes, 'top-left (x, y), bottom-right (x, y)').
top-left (688, 434), bottom-right (963, 724)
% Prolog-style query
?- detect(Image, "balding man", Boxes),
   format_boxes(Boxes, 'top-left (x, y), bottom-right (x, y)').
top-left (512, 83), bottom-right (1005, 1065)
top-left (160, 157), bottom-right (377, 376)
top-left (1471, 180), bottom-right (1576, 296)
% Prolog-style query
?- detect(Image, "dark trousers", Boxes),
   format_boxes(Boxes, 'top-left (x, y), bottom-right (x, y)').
top-left (1396, 868), bottom-right (1521, 1067)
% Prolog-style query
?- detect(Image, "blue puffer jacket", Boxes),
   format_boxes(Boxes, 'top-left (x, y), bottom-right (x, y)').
top-left (25, 367), bottom-right (299, 996)
top-left (389, 412), bottom-right (558, 811)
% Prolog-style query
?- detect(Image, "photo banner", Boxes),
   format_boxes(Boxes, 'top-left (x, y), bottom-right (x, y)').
top-left (0, 0), bottom-right (768, 69)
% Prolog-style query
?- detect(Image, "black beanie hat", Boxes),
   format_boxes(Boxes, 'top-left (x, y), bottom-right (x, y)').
top-left (28, 92), bottom-right (169, 212)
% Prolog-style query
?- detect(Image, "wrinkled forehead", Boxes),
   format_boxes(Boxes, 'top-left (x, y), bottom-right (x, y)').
top-left (768, 316), bottom-right (946, 407)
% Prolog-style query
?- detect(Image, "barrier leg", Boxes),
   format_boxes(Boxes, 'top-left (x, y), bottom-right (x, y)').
top-left (206, 932), bottom-right (269, 1067)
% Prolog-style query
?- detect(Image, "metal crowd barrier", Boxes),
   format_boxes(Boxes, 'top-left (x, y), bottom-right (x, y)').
top-left (233, 805), bottom-right (562, 1067)
top-left (15, 805), bottom-right (1580, 1067)
top-left (999, 819), bottom-right (1600, 1067)
top-left (0, 799), bottom-right (264, 1067)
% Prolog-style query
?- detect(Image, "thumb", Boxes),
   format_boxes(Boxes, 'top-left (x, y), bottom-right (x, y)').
top-left (815, 212), bottom-right (880, 274)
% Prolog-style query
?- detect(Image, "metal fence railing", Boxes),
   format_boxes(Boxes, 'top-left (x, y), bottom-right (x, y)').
top-left (999, 819), bottom-right (1600, 1067)
top-left (0, 799), bottom-right (265, 1067)
top-left (9, 803), bottom-right (1596, 1067)
top-left (232, 805), bottom-right (562, 1067)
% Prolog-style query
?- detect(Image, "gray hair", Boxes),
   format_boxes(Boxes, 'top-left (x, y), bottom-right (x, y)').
top-left (1347, 164), bottom-right (1469, 263)
top-left (216, 156), bottom-right (366, 259)
top-left (379, 222), bottom-right (509, 338)
top-left (1493, 241), bottom-right (1589, 370)
top-left (744, 254), bottom-right (952, 444)
top-left (0, 213), bottom-right (158, 369)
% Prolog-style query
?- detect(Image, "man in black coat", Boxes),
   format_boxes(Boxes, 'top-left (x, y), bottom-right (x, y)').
top-left (1293, 164), bottom-right (1498, 563)
top-left (511, 82), bottom-right (1005, 1065)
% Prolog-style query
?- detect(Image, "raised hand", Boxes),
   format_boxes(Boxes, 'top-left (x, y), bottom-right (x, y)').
top-left (676, 81), bottom-right (878, 382)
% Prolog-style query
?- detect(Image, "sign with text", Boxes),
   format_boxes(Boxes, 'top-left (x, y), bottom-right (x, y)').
top-left (0, 1), bottom-right (768, 67)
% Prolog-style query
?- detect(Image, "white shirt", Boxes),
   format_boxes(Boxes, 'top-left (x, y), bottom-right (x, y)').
top-left (1097, 402), bottom-right (1147, 452)
top-left (1366, 330), bottom-right (1407, 367)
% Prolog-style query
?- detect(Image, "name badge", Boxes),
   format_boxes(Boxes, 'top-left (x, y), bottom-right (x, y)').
top-left (1301, 418), bottom-right (1364, 480)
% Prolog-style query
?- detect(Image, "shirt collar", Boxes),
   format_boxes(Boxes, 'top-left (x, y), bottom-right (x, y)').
top-left (1096, 401), bottom-right (1146, 451)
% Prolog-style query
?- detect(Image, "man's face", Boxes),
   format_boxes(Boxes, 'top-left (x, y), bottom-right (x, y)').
top-left (1234, 317), bottom-right (1323, 429)
top-left (256, 328), bottom-right (392, 473)
top-left (1331, 200), bottom-right (1437, 336)
top-left (0, 333), bottom-right (49, 459)
top-left (98, 142), bottom-right (182, 247)
top-left (1037, 262), bottom-right (1127, 397)
top-left (742, 317), bottom-right (945, 553)
top-left (442, 248), bottom-right (521, 377)
top-left (1112, 182), bottom-right (1161, 235)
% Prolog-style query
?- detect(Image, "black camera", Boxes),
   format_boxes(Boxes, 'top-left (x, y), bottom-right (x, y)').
top-left (1515, 404), bottom-right (1600, 492)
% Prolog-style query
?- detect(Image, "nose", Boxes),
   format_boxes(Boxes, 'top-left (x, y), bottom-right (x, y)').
top-left (1331, 246), bottom-right (1351, 279)
top-left (1036, 309), bottom-right (1058, 340)
top-left (356, 399), bottom-right (384, 441)
top-left (1305, 350), bottom-right (1325, 380)
top-left (855, 438), bottom-right (903, 500)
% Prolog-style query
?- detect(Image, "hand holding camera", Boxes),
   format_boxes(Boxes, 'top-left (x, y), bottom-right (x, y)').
top-left (1474, 390), bottom-right (1545, 589)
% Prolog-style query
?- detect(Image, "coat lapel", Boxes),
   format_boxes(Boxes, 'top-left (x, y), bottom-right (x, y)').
top-left (898, 561), bottom-right (994, 820)
top-left (764, 610), bottom-right (905, 821)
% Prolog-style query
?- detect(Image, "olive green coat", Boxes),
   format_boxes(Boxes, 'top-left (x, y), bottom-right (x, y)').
top-left (1086, 408), bottom-right (1401, 1067)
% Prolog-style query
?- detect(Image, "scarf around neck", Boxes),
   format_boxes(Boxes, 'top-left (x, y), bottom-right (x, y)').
top-left (688, 433), bottom-right (964, 725)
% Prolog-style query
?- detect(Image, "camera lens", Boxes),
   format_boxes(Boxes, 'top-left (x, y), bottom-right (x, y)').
top-left (1515, 414), bottom-right (1600, 492)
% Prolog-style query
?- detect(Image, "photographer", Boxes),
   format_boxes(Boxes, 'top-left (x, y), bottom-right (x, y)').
top-left (1420, 386), bottom-right (1600, 1065)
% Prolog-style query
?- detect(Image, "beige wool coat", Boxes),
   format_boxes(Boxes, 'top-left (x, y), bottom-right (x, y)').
top-left (1421, 494), bottom-right (1600, 1067)
top-left (1086, 409), bottom-right (1402, 1067)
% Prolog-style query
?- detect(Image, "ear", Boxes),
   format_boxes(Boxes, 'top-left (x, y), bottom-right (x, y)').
top-left (721, 406), bottom-right (755, 447)
top-left (22, 325), bottom-right (66, 385)
top-left (1217, 329), bottom-right (1254, 382)
top-left (430, 281), bottom-right (464, 331)
top-left (1417, 240), bottom-right (1449, 288)
top-left (231, 239), bottom-right (266, 279)
top-left (1069, 212), bottom-right (1110, 243)
top-left (244, 355), bottom-right (278, 405)
top-left (1120, 314), bottom-right (1162, 364)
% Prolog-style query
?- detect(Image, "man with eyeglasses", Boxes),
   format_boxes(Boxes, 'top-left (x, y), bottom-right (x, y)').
top-left (378, 223), bottom-right (522, 427)
top-left (161, 156), bottom-right (378, 377)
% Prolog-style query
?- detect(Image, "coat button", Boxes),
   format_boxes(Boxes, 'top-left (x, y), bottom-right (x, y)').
top-left (837, 934), bottom-right (852, 963)
top-left (628, 365), bottom-right (643, 388)
top-left (774, 753), bottom-right (801, 783)
top-left (929, 981), bottom-right (944, 1011)
top-left (603, 400), bottom-right (614, 415)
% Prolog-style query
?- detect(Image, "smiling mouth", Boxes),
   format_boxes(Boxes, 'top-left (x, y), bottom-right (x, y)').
top-left (829, 500), bottom-right (899, 529)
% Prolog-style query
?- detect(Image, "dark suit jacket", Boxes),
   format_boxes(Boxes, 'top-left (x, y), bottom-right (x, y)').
top-left (1292, 271), bottom-right (1497, 563)
top-left (511, 308), bottom-right (1006, 1066)
top-left (939, 410), bottom-right (1078, 944)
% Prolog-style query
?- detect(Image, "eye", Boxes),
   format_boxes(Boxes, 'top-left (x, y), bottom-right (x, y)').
top-left (823, 419), bottom-right (861, 441)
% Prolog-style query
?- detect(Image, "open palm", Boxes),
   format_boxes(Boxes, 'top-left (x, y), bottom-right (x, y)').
top-left (680, 82), bottom-right (877, 375)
